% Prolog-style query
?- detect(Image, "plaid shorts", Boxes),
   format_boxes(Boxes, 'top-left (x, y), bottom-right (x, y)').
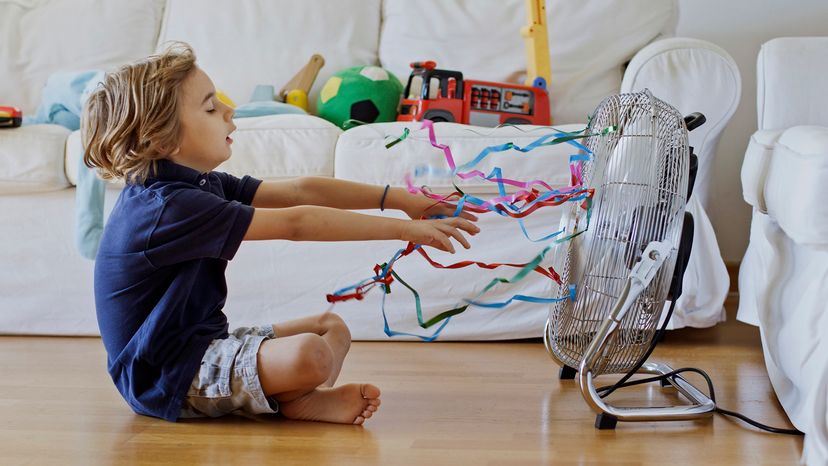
top-left (179, 326), bottom-right (279, 419)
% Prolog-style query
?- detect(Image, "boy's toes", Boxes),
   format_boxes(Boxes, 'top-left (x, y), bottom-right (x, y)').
top-left (360, 384), bottom-right (381, 400)
top-left (368, 398), bottom-right (381, 408)
top-left (361, 409), bottom-right (373, 419)
top-left (366, 404), bottom-right (377, 413)
top-left (353, 415), bottom-right (365, 425)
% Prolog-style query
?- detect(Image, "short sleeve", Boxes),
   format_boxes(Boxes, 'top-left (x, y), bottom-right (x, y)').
top-left (144, 188), bottom-right (254, 267)
top-left (212, 172), bottom-right (261, 205)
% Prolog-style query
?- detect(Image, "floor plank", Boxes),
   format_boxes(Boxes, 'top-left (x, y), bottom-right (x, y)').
top-left (0, 299), bottom-right (803, 465)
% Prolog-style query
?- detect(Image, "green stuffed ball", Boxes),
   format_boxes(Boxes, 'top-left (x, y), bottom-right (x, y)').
top-left (317, 66), bottom-right (403, 129)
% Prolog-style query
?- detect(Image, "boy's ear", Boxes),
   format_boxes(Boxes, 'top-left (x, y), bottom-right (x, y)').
top-left (168, 146), bottom-right (181, 156)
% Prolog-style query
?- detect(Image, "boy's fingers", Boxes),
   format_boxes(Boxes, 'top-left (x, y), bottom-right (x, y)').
top-left (459, 211), bottom-right (479, 222)
top-left (440, 232), bottom-right (455, 253)
top-left (438, 224), bottom-right (471, 250)
top-left (454, 231), bottom-right (471, 249)
top-left (452, 218), bottom-right (480, 234)
top-left (425, 228), bottom-right (452, 253)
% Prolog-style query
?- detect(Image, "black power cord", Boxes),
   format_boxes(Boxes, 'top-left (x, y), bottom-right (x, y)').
top-left (595, 367), bottom-right (804, 436)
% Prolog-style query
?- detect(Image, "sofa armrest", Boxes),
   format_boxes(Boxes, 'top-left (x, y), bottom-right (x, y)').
top-left (621, 37), bottom-right (741, 209)
top-left (741, 129), bottom-right (785, 214)
top-left (763, 126), bottom-right (828, 248)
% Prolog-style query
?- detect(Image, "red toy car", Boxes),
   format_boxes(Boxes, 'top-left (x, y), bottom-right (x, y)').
top-left (397, 61), bottom-right (550, 127)
top-left (0, 106), bottom-right (23, 128)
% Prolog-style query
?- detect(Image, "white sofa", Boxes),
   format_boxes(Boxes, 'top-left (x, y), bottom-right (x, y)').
top-left (0, 0), bottom-right (740, 340)
top-left (738, 37), bottom-right (828, 466)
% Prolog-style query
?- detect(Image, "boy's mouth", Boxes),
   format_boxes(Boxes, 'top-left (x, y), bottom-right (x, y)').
top-left (226, 136), bottom-right (233, 145)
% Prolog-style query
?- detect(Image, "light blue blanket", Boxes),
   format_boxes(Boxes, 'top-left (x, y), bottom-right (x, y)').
top-left (24, 70), bottom-right (106, 259)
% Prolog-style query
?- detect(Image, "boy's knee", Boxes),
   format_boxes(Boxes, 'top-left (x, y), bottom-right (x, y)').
top-left (319, 312), bottom-right (351, 342)
top-left (293, 333), bottom-right (334, 384)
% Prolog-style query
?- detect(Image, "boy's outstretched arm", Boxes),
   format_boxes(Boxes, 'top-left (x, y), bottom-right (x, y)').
top-left (251, 177), bottom-right (477, 221)
top-left (243, 206), bottom-right (479, 253)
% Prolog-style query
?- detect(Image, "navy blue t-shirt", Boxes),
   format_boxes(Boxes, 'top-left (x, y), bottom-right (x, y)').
top-left (94, 160), bottom-right (261, 421)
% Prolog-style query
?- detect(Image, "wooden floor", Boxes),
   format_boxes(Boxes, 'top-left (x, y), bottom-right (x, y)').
top-left (1, 298), bottom-right (803, 465)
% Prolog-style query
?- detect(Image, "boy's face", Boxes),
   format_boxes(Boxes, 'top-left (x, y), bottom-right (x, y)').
top-left (170, 66), bottom-right (236, 172)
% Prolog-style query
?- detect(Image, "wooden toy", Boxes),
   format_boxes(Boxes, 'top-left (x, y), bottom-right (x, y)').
top-left (278, 54), bottom-right (325, 111)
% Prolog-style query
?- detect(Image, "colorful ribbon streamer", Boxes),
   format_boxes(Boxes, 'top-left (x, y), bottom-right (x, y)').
top-left (327, 120), bottom-right (598, 340)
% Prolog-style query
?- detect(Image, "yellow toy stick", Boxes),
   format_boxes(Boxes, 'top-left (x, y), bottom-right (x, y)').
top-left (285, 89), bottom-right (309, 111)
top-left (521, 0), bottom-right (551, 90)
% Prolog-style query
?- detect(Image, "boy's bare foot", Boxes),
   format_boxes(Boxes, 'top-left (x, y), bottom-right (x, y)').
top-left (280, 383), bottom-right (381, 425)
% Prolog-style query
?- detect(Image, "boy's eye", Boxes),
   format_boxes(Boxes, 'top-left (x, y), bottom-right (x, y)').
top-left (206, 108), bottom-right (215, 113)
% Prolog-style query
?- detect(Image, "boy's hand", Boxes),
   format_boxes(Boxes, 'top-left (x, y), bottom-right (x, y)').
top-left (400, 217), bottom-right (480, 253)
top-left (400, 193), bottom-right (479, 222)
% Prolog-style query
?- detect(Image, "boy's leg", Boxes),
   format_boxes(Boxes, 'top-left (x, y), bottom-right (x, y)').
top-left (257, 333), bottom-right (334, 402)
top-left (271, 312), bottom-right (351, 387)
top-left (256, 332), bottom-right (381, 425)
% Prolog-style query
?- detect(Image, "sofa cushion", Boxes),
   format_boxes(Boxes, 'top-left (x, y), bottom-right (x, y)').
top-left (66, 114), bottom-right (341, 186)
top-left (0, 125), bottom-right (70, 194)
top-left (334, 121), bottom-right (585, 194)
top-left (156, 0), bottom-right (381, 113)
top-left (379, 0), bottom-right (677, 125)
top-left (0, 0), bottom-right (162, 115)
top-left (216, 115), bottom-right (341, 180)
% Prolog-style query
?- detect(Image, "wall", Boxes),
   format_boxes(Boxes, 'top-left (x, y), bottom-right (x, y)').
top-left (676, 0), bottom-right (828, 262)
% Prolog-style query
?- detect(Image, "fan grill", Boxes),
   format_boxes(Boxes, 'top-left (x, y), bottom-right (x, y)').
top-left (548, 90), bottom-right (689, 375)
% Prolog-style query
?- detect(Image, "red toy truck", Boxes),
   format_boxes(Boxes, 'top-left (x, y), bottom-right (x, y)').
top-left (0, 106), bottom-right (22, 128)
top-left (397, 61), bottom-right (550, 127)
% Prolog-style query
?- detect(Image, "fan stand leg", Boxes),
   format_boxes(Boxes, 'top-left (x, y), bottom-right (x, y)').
top-left (595, 413), bottom-right (618, 430)
top-left (559, 365), bottom-right (577, 380)
top-left (580, 362), bottom-right (715, 428)
top-left (575, 247), bottom-right (714, 428)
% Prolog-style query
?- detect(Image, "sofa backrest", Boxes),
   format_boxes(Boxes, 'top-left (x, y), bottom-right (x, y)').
top-left (156, 0), bottom-right (382, 113)
top-left (2, 0), bottom-right (677, 124)
top-left (380, 0), bottom-right (677, 125)
top-left (0, 0), bottom-right (164, 115)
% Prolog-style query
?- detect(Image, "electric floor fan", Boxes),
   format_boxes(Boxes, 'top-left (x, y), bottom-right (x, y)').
top-left (544, 89), bottom-right (715, 429)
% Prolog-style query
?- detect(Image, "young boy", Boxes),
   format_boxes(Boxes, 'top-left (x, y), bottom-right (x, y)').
top-left (81, 43), bottom-right (479, 424)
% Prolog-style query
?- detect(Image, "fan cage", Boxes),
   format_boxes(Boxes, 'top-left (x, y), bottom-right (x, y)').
top-left (548, 90), bottom-right (689, 375)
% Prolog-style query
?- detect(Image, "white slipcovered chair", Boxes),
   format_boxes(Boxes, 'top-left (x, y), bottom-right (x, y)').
top-left (738, 37), bottom-right (828, 465)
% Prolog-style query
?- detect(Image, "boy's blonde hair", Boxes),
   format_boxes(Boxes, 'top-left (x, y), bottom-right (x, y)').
top-left (82, 43), bottom-right (196, 184)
